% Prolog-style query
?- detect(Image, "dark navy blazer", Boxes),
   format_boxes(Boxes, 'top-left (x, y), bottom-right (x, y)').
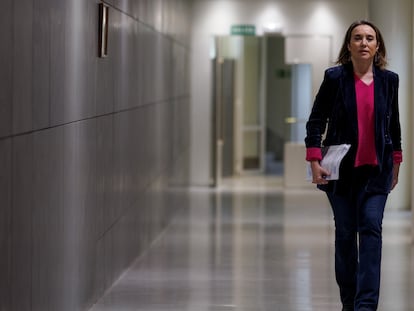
top-left (305, 63), bottom-right (402, 194)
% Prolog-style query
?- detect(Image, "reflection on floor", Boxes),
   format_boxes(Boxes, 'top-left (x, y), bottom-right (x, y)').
top-left (90, 176), bottom-right (414, 311)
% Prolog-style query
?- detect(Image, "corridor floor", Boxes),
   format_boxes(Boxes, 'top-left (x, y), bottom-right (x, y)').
top-left (90, 176), bottom-right (414, 311)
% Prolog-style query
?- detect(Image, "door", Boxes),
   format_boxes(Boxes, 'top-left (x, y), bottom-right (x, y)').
top-left (212, 35), bottom-right (265, 183)
top-left (211, 57), bottom-right (235, 186)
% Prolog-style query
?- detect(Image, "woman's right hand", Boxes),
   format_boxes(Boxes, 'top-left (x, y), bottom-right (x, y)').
top-left (310, 161), bottom-right (331, 185)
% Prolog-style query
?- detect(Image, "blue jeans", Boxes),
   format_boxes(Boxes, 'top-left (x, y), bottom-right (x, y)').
top-left (327, 168), bottom-right (387, 311)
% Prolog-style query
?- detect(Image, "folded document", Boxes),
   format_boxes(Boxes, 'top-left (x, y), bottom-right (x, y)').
top-left (307, 144), bottom-right (351, 181)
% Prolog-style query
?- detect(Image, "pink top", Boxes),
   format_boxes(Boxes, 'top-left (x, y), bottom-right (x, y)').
top-left (354, 77), bottom-right (377, 167)
top-left (306, 75), bottom-right (403, 165)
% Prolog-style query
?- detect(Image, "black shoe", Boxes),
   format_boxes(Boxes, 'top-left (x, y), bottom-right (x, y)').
top-left (342, 306), bottom-right (354, 311)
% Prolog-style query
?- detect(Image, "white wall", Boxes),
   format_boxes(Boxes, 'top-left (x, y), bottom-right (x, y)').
top-left (190, 0), bottom-right (370, 186)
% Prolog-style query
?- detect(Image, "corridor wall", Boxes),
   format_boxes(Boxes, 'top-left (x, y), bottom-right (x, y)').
top-left (0, 0), bottom-right (192, 310)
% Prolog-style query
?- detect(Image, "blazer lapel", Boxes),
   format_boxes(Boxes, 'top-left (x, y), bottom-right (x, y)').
top-left (340, 65), bottom-right (358, 138)
top-left (373, 67), bottom-right (387, 116)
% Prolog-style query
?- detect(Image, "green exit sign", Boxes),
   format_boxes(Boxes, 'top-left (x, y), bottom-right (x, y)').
top-left (231, 24), bottom-right (256, 36)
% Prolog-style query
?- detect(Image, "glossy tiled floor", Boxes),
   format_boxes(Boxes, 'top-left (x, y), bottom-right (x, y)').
top-left (90, 176), bottom-right (414, 311)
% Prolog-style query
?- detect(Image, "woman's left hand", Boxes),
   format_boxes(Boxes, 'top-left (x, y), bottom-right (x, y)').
top-left (391, 163), bottom-right (400, 190)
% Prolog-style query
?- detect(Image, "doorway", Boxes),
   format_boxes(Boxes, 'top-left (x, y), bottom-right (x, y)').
top-left (211, 34), bottom-right (329, 187)
top-left (211, 35), bottom-right (266, 187)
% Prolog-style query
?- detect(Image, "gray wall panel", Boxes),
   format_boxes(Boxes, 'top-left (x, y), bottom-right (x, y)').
top-left (172, 44), bottom-right (190, 98)
top-left (161, 101), bottom-right (174, 172)
top-left (110, 0), bottom-right (132, 16)
top-left (3, 0), bottom-right (192, 309)
top-left (127, 110), bottom-right (142, 203)
top-left (96, 19), bottom-right (115, 116)
top-left (50, 0), bottom-right (66, 126)
top-left (142, 35), bottom-right (173, 104)
top-left (112, 11), bottom-right (141, 111)
top-left (109, 0), bottom-right (146, 24)
top-left (64, 1), bottom-right (96, 123)
top-left (104, 212), bottom-right (130, 290)
top-left (96, 115), bottom-right (113, 301)
top-left (85, 0), bottom-right (99, 120)
top-left (0, 139), bottom-right (11, 311)
top-left (136, 107), bottom-right (148, 185)
top-left (142, 28), bottom-right (155, 105)
top-left (152, 34), bottom-right (163, 104)
top-left (142, 105), bottom-right (156, 182)
top-left (93, 236), bottom-right (105, 306)
top-left (96, 57), bottom-right (115, 115)
top-left (32, 128), bottom-right (64, 311)
top-left (159, 37), bottom-right (173, 102)
top-left (103, 225), bottom-right (116, 289)
top-left (13, 0), bottom-right (33, 134)
top-left (33, 0), bottom-right (51, 130)
top-left (112, 109), bottom-right (144, 211)
top-left (0, 0), bottom-right (12, 138)
top-left (139, 106), bottom-right (152, 186)
top-left (146, 0), bottom-right (163, 32)
top-left (11, 135), bottom-right (33, 311)
top-left (62, 120), bottom-right (97, 311)
top-left (155, 104), bottom-right (164, 176)
top-left (136, 0), bottom-right (147, 24)
top-left (111, 9), bottom-right (124, 111)
top-left (97, 116), bottom-right (113, 233)
top-left (136, 23), bottom-right (145, 106)
top-left (112, 112), bottom-right (129, 218)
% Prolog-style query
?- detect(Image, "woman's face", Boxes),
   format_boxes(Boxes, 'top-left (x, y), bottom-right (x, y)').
top-left (348, 24), bottom-right (379, 63)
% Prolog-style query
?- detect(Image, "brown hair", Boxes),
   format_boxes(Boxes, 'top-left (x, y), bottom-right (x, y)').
top-left (336, 20), bottom-right (387, 69)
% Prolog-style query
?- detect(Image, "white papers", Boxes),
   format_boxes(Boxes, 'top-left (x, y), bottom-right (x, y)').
top-left (307, 144), bottom-right (351, 181)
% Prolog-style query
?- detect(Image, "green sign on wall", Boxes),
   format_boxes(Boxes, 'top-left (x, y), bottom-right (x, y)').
top-left (231, 24), bottom-right (256, 36)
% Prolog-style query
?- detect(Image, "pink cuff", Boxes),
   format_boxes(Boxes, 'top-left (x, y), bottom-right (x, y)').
top-left (306, 147), bottom-right (322, 161)
top-left (393, 151), bottom-right (403, 163)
